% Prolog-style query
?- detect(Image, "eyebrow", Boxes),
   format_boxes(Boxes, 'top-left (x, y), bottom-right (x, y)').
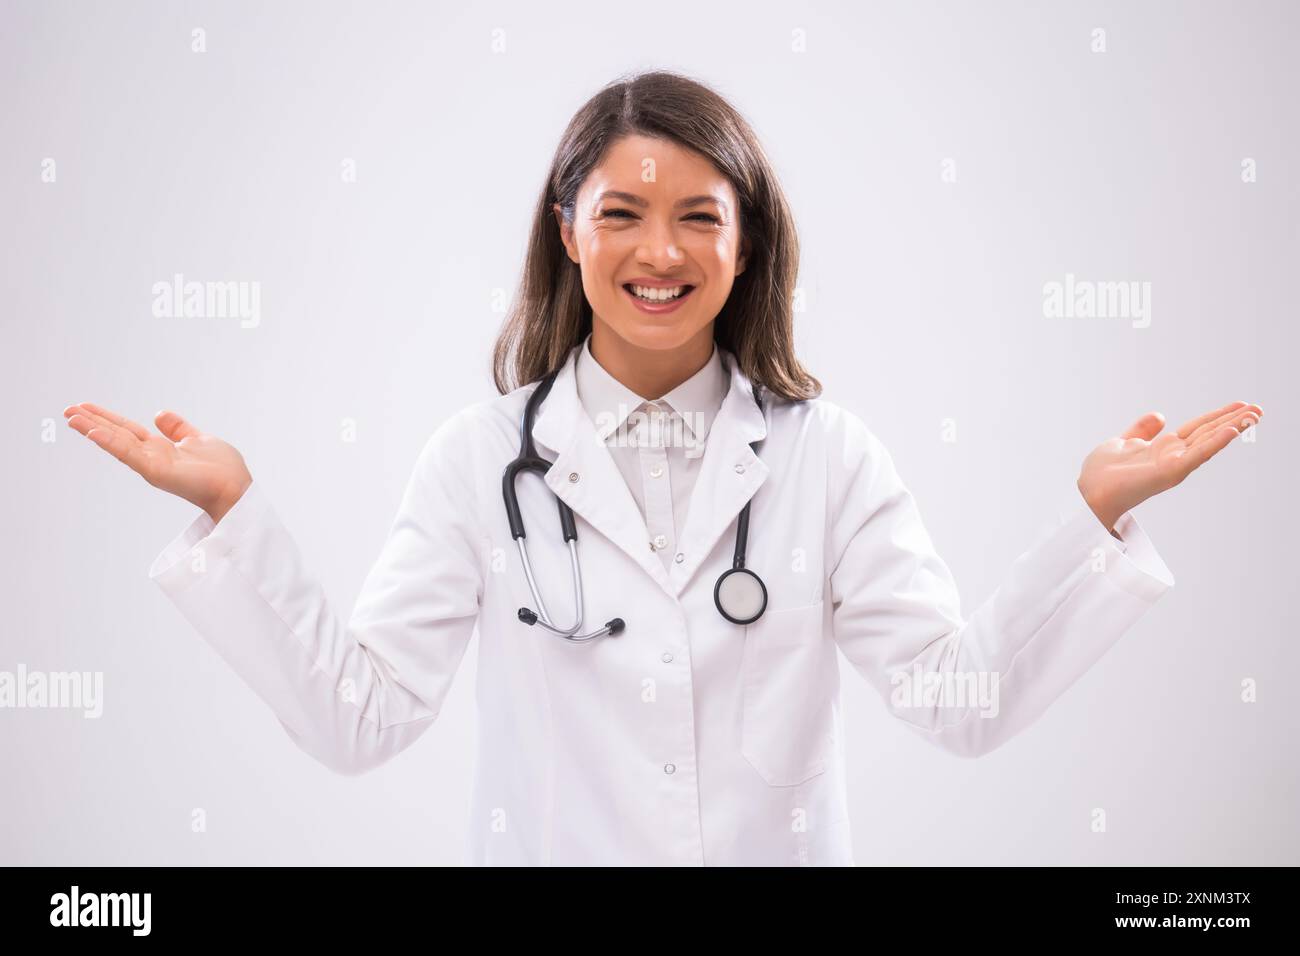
top-left (595, 190), bottom-right (729, 212)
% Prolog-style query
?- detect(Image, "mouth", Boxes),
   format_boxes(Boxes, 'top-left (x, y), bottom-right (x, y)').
top-left (622, 282), bottom-right (696, 314)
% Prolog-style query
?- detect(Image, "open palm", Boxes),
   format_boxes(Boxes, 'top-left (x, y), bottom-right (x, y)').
top-left (1078, 400), bottom-right (1262, 532)
top-left (64, 402), bottom-right (252, 522)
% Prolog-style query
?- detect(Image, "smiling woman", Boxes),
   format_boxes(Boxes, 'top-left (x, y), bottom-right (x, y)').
top-left (63, 68), bottom-right (1262, 867)
top-left (492, 71), bottom-right (819, 403)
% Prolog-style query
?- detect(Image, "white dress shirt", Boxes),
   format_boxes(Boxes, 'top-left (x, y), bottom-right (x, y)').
top-left (575, 334), bottom-right (729, 570)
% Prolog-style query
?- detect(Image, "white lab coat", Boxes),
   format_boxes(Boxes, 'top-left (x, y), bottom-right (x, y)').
top-left (148, 340), bottom-right (1174, 866)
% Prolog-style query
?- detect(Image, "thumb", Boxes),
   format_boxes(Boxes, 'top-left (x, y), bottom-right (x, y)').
top-left (155, 409), bottom-right (200, 442)
top-left (1121, 411), bottom-right (1165, 441)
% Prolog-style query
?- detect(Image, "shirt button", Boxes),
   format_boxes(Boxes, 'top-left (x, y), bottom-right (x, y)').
top-left (734, 464), bottom-right (745, 474)
top-left (652, 534), bottom-right (667, 550)
top-left (664, 763), bottom-right (676, 775)
top-left (649, 465), bottom-right (664, 479)
top-left (568, 472), bottom-right (580, 483)
top-left (661, 652), bottom-right (673, 663)
top-left (674, 552), bottom-right (684, 563)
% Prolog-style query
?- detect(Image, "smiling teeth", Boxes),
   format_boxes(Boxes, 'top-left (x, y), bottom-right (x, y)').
top-left (630, 285), bottom-right (688, 301)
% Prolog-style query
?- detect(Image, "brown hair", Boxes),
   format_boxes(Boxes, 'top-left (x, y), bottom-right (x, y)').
top-left (491, 69), bottom-right (821, 402)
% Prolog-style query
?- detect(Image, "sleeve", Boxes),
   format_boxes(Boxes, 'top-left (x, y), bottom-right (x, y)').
top-left (826, 408), bottom-right (1174, 758)
top-left (147, 411), bottom-right (487, 775)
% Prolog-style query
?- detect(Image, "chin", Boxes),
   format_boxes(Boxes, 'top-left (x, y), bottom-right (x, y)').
top-left (607, 314), bottom-right (707, 351)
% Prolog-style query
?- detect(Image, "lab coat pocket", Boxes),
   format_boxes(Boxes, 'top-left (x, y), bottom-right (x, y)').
top-left (740, 601), bottom-right (832, 787)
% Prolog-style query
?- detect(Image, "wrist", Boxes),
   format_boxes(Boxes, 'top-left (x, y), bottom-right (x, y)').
top-left (1076, 478), bottom-right (1120, 534)
top-left (205, 477), bottom-right (251, 525)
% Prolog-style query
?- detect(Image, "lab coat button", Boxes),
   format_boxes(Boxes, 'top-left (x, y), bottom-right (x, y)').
top-left (649, 465), bottom-right (664, 478)
top-left (568, 472), bottom-right (580, 483)
top-left (661, 652), bottom-right (673, 663)
top-left (664, 763), bottom-right (676, 775)
top-left (674, 552), bottom-right (684, 563)
top-left (734, 463), bottom-right (745, 474)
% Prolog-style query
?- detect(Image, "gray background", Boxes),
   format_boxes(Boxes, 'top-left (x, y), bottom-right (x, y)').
top-left (2, 0), bottom-right (1294, 865)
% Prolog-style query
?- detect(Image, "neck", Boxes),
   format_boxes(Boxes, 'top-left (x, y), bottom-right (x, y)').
top-left (589, 320), bottom-right (716, 399)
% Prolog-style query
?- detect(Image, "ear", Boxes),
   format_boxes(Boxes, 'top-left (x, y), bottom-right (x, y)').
top-left (734, 234), bottom-right (752, 277)
top-left (552, 202), bottom-right (580, 264)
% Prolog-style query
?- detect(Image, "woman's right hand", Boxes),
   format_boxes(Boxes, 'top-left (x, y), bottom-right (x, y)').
top-left (64, 403), bottom-right (253, 524)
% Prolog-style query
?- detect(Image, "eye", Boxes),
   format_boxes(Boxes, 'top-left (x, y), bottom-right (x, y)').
top-left (599, 208), bottom-right (721, 223)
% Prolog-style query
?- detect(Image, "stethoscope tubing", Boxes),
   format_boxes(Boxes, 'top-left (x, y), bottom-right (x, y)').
top-left (504, 361), bottom-right (766, 641)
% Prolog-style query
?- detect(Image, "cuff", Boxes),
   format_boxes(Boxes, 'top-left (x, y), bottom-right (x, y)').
top-left (1056, 486), bottom-right (1175, 603)
top-left (148, 481), bottom-right (273, 592)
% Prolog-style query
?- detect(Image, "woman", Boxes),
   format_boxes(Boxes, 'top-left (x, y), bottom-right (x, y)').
top-left (65, 71), bottom-right (1260, 866)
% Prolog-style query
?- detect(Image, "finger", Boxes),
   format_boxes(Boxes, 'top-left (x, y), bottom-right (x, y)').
top-left (65, 413), bottom-right (97, 437)
top-left (84, 425), bottom-right (148, 474)
top-left (1187, 404), bottom-right (1261, 447)
top-left (67, 405), bottom-right (134, 441)
top-left (1121, 412), bottom-right (1165, 441)
top-left (66, 412), bottom-right (147, 475)
top-left (1175, 402), bottom-right (1246, 439)
top-left (1180, 424), bottom-right (1241, 474)
top-left (76, 402), bottom-right (152, 441)
top-left (66, 409), bottom-right (128, 444)
top-left (154, 409), bottom-right (200, 443)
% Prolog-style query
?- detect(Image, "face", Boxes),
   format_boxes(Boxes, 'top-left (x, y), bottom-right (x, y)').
top-left (554, 134), bottom-right (750, 352)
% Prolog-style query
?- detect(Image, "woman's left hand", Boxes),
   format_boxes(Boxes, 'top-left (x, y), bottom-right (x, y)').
top-left (1077, 400), bottom-right (1263, 533)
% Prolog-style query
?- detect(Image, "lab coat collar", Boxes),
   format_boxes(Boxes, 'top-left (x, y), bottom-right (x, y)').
top-left (532, 338), bottom-right (769, 599)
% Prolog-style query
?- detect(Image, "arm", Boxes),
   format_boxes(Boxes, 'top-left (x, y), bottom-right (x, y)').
top-left (146, 413), bottom-right (485, 775)
top-left (827, 410), bottom-right (1174, 758)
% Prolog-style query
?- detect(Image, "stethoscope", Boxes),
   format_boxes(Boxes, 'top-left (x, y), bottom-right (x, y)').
top-left (503, 365), bottom-right (769, 642)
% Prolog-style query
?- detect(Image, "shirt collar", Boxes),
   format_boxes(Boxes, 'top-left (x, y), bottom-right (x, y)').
top-left (575, 332), bottom-right (728, 444)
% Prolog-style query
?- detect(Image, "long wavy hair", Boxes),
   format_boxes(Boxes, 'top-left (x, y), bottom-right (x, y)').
top-left (491, 69), bottom-right (821, 402)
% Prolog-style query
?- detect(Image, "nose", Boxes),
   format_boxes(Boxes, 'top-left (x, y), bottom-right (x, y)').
top-left (635, 217), bottom-right (686, 272)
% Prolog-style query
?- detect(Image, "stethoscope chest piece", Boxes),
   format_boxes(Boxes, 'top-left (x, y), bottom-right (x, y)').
top-left (714, 567), bottom-right (768, 626)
